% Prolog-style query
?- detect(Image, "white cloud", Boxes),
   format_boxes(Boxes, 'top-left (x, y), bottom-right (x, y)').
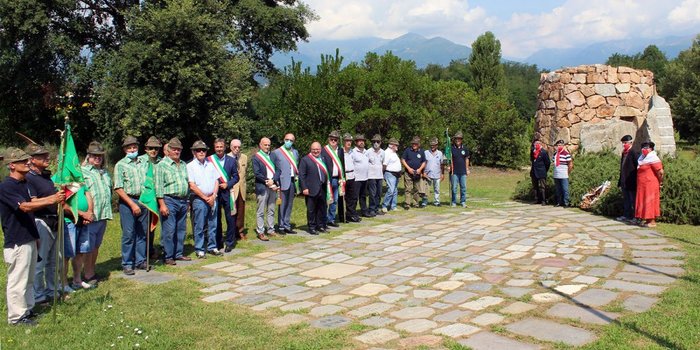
top-left (302, 0), bottom-right (700, 58)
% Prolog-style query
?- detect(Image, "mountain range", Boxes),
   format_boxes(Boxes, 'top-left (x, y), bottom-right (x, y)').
top-left (271, 33), bottom-right (695, 72)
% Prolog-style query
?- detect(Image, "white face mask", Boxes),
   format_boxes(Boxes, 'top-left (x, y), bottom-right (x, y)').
top-left (373, 142), bottom-right (380, 149)
top-left (126, 151), bottom-right (138, 159)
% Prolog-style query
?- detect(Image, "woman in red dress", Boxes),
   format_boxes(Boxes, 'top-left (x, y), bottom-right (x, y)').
top-left (635, 141), bottom-right (664, 227)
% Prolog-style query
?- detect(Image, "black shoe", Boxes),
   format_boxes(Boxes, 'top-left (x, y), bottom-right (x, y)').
top-left (318, 227), bottom-right (327, 233)
top-left (135, 263), bottom-right (147, 270)
top-left (12, 317), bottom-right (37, 327)
top-left (375, 210), bottom-right (385, 215)
top-left (283, 228), bottom-right (297, 234)
top-left (327, 221), bottom-right (339, 227)
top-left (308, 229), bottom-right (319, 235)
top-left (348, 216), bottom-right (361, 223)
top-left (224, 244), bottom-right (235, 253)
top-left (208, 249), bottom-right (223, 256)
top-left (26, 310), bottom-right (38, 319)
top-left (123, 267), bottom-right (135, 276)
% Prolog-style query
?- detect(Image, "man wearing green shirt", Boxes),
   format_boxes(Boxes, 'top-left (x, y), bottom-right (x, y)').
top-left (156, 138), bottom-right (190, 265)
top-left (139, 136), bottom-right (162, 259)
top-left (113, 136), bottom-right (147, 275)
top-left (82, 141), bottom-right (112, 283)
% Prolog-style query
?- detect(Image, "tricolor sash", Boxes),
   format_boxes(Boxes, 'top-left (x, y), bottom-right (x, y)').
top-left (208, 155), bottom-right (235, 214)
top-left (309, 154), bottom-right (333, 204)
top-left (279, 147), bottom-right (300, 193)
top-left (324, 145), bottom-right (345, 196)
top-left (256, 150), bottom-right (276, 179)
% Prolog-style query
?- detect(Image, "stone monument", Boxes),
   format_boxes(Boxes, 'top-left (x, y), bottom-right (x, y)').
top-left (534, 64), bottom-right (676, 155)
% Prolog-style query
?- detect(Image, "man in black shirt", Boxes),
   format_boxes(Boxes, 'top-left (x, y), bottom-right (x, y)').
top-left (401, 136), bottom-right (427, 209)
top-left (24, 144), bottom-right (60, 303)
top-left (1, 148), bottom-right (63, 326)
top-left (450, 131), bottom-right (471, 207)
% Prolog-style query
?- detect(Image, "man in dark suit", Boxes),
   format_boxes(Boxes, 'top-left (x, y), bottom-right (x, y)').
top-left (299, 142), bottom-right (330, 235)
top-left (321, 130), bottom-right (345, 227)
top-left (272, 133), bottom-right (300, 234)
top-left (530, 139), bottom-right (551, 205)
top-left (212, 138), bottom-right (239, 252)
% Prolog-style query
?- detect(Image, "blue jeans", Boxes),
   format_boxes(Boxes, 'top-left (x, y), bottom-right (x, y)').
top-left (450, 174), bottom-right (467, 205)
top-left (192, 197), bottom-right (218, 253)
top-left (428, 178), bottom-right (441, 203)
top-left (327, 178), bottom-right (339, 223)
top-left (367, 178), bottom-right (383, 213)
top-left (622, 188), bottom-right (636, 219)
top-left (554, 178), bottom-right (570, 206)
top-left (161, 197), bottom-right (188, 260)
top-left (216, 195), bottom-right (237, 248)
top-left (119, 200), bottom-right (147, 268)
top-left (382, 172), bottom-right (398, 210)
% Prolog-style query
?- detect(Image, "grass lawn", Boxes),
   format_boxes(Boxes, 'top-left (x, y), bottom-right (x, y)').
top-left (1, 166), bottom-right (698, 349)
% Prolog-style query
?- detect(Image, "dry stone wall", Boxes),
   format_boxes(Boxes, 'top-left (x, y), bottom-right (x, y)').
top-left (534, 64), bottom-right (676, 155)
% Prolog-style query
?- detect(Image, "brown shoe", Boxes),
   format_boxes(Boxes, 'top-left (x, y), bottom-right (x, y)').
top-left (175, 256), bottom-right (192, 261)
top-left (266, 230), bottom-right (279, 237)
top-left (164, 259), bottom-right (176, 266)
top-left (240, 233), bottom-right (248, 241)
top-left (257, 233), bottom-right (269, 241)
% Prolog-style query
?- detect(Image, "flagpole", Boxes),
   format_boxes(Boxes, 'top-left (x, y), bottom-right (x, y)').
top-left (146, 214), bottom-right (150, 272)
top-left (53, 115), bottom-right (68, 322)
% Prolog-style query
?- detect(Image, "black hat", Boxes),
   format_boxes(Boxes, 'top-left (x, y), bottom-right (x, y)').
top-left (621, 135), bottom-right (633, 142)
top-left (640, 141), bottom-right (655, 150)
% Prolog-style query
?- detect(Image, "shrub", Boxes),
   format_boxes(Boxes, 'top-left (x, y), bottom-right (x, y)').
top-left (513, 149), bottom-right (700, 225)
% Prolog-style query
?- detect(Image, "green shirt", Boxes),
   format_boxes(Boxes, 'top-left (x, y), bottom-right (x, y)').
top-left (82, 164), bottom-right (113, 221)
top-left (155, 157), bottom-right (189, 198)
top-left (138, 154), bottom-right (161, 167)
top-left (114, 156), bottom-right (146, 196)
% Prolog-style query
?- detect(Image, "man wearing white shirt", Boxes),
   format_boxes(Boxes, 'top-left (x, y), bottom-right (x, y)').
top-left (352, 134), bottom-right (372, 217)
top-left (382, 138), bottom-right (402, 212)
top-left (187, 140), bottom-right (221, 258)
top-left (342, 133), bottom-right (360, 222)
top-left (424, 137), bottom-right (445, 206)
top-left (367, 134), bottom-right (385, 216)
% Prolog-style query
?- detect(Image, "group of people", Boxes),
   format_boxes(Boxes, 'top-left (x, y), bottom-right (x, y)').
top-left (528, 135), bottom-right (664, 227)
top-left (0, 130), bottom-right (472, 326)
top-left (252, 131), bottom-right (472, 237)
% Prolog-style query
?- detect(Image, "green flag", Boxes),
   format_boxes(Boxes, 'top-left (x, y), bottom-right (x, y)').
top-left (139, 162), bottom-right (159, 232)
top-left (444, 129), bottom-right (452, 162)
top-left (54, 122), bottom-right (84, 223)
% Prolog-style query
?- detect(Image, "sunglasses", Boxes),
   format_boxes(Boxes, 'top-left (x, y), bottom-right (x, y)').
top-left (194, 149), bottom-right (206, 153)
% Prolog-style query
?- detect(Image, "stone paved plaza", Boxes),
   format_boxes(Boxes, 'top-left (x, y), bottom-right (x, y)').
top-left (173, 202), bottom-right (683, 349)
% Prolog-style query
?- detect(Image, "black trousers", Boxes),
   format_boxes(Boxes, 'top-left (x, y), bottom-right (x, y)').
top-left (531, 176), bottom-right (546, 203)
top-left (345, 179), bottom-right (359, 219)
top-left (367, 178), bottom-right (382, 213)
top-left (305, 188), bottom-right (327, 230)
top-left (353, 180), bottom-right (368, 215)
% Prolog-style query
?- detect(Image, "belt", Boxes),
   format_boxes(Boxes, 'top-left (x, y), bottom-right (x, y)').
top-left (165, 194), bottom-right (188, 200)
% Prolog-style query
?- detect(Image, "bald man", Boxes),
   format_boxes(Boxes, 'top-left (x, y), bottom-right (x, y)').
top-left (252, 137), bottom-right (278, 241)
top-left (299, 142), bottom-right (330, 235)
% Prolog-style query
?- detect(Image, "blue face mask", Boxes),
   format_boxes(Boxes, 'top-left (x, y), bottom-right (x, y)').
top-left (126, 151), bottom-right (138, 159)
top-left (284, 140), bottom-right (293, 149)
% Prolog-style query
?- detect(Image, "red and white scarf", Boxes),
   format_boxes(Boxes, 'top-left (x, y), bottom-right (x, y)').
top-left (638, 150), bottom-right (661, 167)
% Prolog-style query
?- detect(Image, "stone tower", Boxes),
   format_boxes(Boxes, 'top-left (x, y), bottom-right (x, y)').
top-left (534, 64), bottom-right (676, 155)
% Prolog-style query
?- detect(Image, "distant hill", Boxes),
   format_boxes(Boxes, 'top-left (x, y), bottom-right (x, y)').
top-left (524, 35), bottom-right (694, 71)
top-left (271, 33), bottom-right (471, 71)
top-left (270, 33), bottom-right (695, 73)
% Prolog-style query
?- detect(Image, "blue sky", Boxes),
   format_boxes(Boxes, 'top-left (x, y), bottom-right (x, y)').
top-left (303, 0), bottom-right (700, 58)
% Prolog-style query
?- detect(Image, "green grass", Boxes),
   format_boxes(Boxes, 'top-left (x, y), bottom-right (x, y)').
top-left (1, 166), bottom-right (699, 349)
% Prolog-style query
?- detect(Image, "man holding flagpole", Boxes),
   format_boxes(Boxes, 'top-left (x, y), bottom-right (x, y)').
top-left (272, 133), bottom-right (299, 234)
top-left (211, 138), bottom-right (239, 252)
top-left (299, 142), bottom-right (331, 235)
top-left (1, 148), bottom-right (64, 326)
top-left (114, 136), bottom-right (148, 275)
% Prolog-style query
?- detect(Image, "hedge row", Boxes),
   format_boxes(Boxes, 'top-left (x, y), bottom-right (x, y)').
top-left (513, 149), bottom-right (700, 225)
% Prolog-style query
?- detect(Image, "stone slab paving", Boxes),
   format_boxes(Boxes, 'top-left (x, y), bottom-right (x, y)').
top-left (184, 205), bottom-right (686, 348)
